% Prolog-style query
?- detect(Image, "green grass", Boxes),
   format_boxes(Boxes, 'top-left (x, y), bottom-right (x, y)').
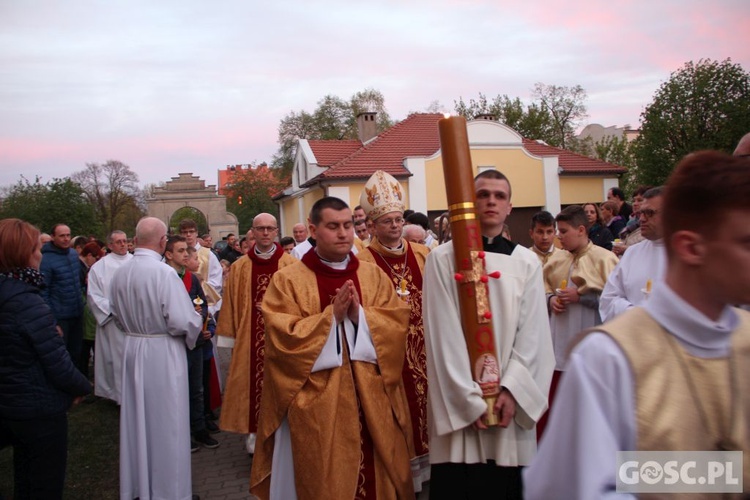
top-left (0, 396), bottom-right (120, 499)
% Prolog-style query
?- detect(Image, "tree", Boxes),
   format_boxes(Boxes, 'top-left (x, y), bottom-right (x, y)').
top-left (454, 93), bottom-right (556, 142)
top-left (0, 176), bottom-right (100, 236)
top-left (224, 164), bottom-right (289, 233)
top-left (272, 88), bottom-right (394, 178)
top-left (531, 83), bottom-right (588, 149)
top-left (71, 160), bottom-right (145, 236)
top-left (169, 207), bottom-right (208, 236)
top-left (632, 58), bottom-right (750, 186)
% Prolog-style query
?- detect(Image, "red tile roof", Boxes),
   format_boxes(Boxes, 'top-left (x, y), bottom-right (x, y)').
top-left (304, 113), bottom-right (443, 186)
top-left (522, 139), bottom-right (628, 175)
top-left (300, 113), bottom-right (625, 189)
top-left (306, 140), bottom-right (361, 167)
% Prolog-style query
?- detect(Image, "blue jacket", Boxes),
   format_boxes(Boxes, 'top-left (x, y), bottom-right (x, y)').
top-left (40, 241), bottom-right (84, 320)
top-left (0, 276), bottom-right (91, 420)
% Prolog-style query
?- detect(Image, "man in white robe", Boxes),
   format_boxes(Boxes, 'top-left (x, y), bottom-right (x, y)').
top-left (525, 151), bottom-right (750, 499)
top-left (88, 230), bottom-right (133, 404)
top-left (424, 170), bottom-right (554, 498)
top-left (110, 217), bottom-right (203, 500)
top-left (599, 187), bottom-right (667, 322)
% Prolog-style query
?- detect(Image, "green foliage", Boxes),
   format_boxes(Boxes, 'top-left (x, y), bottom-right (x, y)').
top-left (272, 88), bottom-right (394, 178)
top-left (169, 207), bottom-right (208, 235)
top-left (454, 93), bottom-right (557, 142)
top-left (224, 164), bottom-right (289, 233)
top-left (632, 58), bottom-right (750, 186)
top-left (0, 176), bottom-right (101, 235)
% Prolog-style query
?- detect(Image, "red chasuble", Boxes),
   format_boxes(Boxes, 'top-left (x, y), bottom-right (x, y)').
top-left (366, 242), bottom-right (429, 457)
top-left (245, 243), bottom-right (285, 432)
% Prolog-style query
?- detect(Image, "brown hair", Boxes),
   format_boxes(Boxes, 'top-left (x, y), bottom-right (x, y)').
top-left (583, 203), bottom-right (604, 226)
top-left (81, 242), bottom-right (104, 258)
top-left (600, 200), bottom-right (619, 217)
top-left (0, 219), bottom-right (41, 271)
top-left (663, 151), bottom-right (750, 253)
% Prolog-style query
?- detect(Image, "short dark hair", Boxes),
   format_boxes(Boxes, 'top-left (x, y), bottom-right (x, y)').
top-left (165, 235), bottom-right (186, 254)
top-left (530, 210), bottom-right (555, 230)
top-left (663, 151), bottom-right (750, 253)
top-left (50, 223), bottom-right (68, 236)
top-left (280, 236), bottom-right (295, 247)
top-left (405, 211), bottom-right (429, 230)
top-left (556, 205), bottom-right (588, 229)
top-left (201, 233), bottom-right (210, 240)
top-left (632, 185), bottom-right (653, 197)
top-left (310, 197), bottom-right (350, 225)
top-left (177, 219), bottom-right (197, 232)
top-left (403, 209), bottom-right (415, 220)
top-left (609, 187), bottom-right (626, 201)
top-left (72, 236), bottom-right (88, 249)
top-left (475, 169), bottom-right (512, 198)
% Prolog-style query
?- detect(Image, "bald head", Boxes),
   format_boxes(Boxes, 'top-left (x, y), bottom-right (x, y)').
top-left (292, 222), bottom-right (308, 243)
top-left (734, 132), bottom-right (750, 156)
top-left (135, 217), bottom-right (167, 253)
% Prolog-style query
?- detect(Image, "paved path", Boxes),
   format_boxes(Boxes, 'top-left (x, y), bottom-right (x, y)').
top-left (193, 346), bottom-right (429, 499)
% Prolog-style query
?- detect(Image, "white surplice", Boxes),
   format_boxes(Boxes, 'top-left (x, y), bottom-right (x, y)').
top-left (110, 248), bottom-right (203, 500)
top-left (524, 282), bottom-right (738, 500)
top-left (88, 251), bottom-right (133, 403)
top-left (599, 238), bottom-right (667, 323)
top-left (423, 242), bottom-right (555, 466)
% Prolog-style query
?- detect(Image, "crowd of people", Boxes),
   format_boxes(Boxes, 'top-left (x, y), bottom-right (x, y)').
top-left (1, 140), bottom-right (749, 499)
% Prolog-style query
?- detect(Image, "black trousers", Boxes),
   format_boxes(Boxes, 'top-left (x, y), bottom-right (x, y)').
top-left (429, 461), bottom-right (523, 500)
top-left (0, 413), bottom-right (69, 500)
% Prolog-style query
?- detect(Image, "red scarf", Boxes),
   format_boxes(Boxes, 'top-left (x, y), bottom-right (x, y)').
top-left (301, 250), bottom-right (362, 310)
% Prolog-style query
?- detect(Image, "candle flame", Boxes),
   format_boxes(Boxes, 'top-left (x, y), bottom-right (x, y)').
top-left (646, 279), bottom-right (652, 293)
top-left (560, 279), bottom-right (567, 289)
top-left (400, 279), bottom-right (407, 294)
top-left (443, 113), bottom-right (451, 119)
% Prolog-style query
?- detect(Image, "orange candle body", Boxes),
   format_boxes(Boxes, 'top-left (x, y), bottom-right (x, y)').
top-left (438, 115), bottom-right (501, 426)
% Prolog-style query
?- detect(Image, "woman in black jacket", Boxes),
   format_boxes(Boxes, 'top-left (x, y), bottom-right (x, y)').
top-left (0, 218), bottom-right (91, 499)
top-left (583, 202), bottom-right (614, 251)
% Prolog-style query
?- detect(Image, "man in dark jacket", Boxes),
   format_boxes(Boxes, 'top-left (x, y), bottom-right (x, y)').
top-left (40, 223), bottom-right (85, 371)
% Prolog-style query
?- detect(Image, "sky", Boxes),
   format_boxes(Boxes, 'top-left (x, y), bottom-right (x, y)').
top-left (1, 0), bottom-right (749, 190)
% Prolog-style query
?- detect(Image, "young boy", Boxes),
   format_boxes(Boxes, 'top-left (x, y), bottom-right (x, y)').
top-left (164, 236), bottom-right (219, 452)
top-left (542, 205), bottom-right (618, 427)
top-left (528, 210), bottom-right (557, 266)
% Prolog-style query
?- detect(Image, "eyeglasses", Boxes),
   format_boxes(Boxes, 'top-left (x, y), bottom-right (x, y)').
top-left (376, 217), bottom-right (405, 226)
top-left (253, 226), bottom-right (278, 233)
top-left (639, 209), bottom-right (660, 219)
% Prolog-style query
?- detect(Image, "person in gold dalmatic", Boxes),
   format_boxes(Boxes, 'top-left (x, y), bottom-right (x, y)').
top-left (215, 214), bottom-right (295, 451)
top-left (250, 197), bottom-right (415, 500)
top-left (357, 169), bottom-right (431, 493)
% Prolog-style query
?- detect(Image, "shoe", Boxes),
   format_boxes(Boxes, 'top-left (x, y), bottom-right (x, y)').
top-left (191, 440), bottom-right (200, 453)
top-left (193, 430), bottom-right (219, 449)
top-left (205, 419), bottom-right (220, 434)
top-left (205, 410), bottom-right (218, 421)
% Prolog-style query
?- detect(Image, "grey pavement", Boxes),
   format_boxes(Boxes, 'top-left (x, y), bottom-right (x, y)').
top-left (193, 346), bottom-right (429, 499)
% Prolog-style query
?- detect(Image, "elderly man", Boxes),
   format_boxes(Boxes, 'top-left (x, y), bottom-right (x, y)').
top-left (40, 223), bottom-right (85, 370)
top-left (403, 223), bottom-right (426, 245)
top-left (88, 230), bottom-right (133, 403)
top-left (110, 217), bottom-right (203, 500)
top-left (291, 222), bottom-right (308, 245)
top-left (525, 151), bottom-right (750, 499)
top-left (600, 187), bottom-right (667, 322)
top-left (216, 214), bottom-right (296, 454)
top-left (357, 170), bottom-right (431, 492)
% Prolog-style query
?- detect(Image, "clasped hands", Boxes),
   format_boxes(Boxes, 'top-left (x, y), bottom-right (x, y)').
top-left (333, 279), bottom-right (360, 324)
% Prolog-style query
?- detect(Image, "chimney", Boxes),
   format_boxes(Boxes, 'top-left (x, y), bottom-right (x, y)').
top-left (474, 113), bottom-right (496, 121)
top-left (356, 112), bottom-right (378, 143)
